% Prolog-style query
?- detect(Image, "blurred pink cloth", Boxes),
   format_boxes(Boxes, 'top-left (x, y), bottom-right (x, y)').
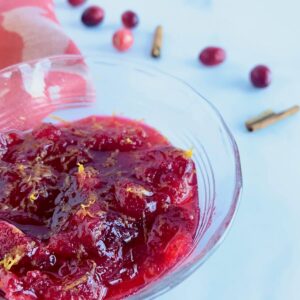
top-left (0, 0), bottom-right (94, 132)
top-left (0, 0), bottom-right (80, 69)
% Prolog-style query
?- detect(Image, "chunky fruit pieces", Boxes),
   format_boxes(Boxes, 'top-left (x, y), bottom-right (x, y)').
top-left (0, 116), bottom-right (199, 299)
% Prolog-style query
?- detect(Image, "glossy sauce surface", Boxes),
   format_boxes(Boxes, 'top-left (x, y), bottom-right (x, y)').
top-left (0, 116), bottom-right (199, 300)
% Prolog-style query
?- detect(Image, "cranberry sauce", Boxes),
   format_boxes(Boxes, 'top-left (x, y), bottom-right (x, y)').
top-left (0, 116), bottom-right (199, 300)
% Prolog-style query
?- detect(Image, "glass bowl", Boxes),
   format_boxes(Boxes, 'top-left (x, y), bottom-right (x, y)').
top-left (0, 55), bottom-right (242, 299)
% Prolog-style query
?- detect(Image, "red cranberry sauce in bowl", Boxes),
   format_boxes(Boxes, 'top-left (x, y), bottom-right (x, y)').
top-left (0, 116), bottom-right (199, 300)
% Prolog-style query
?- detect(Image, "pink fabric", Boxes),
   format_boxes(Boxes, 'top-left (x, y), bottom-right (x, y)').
top-left (0, 0), bottom-right (80, 69)
top-left (0, 1), bottom-right (94, 132)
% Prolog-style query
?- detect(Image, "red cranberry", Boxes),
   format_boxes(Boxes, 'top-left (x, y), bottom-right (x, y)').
top-left (81, 6), bottom-right (105, 27)
top-left (122, 11), bottom-right (139, 29)
top-left (115, 180), bottom-right (148, 218)
top-left (68, 0), bottom-right (86, 6)
top-left (250, 65), bottom-right (272, 88)
top-left (199, 47), bottom-right (226, 66)
top-left (113, 29), bottom-right (134, 52)
top-left (5, 132), bottom-right (23, 146)
top-left (164, 233), bottom-right (192, 266)
top-left (33, 124), bottom-right (61, 142)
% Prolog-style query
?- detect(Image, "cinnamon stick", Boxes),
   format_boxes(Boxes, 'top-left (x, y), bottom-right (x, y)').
top-left (151, 26), bottom-right (163, 58)
top-left (246, 105), bottom-right (300, 132)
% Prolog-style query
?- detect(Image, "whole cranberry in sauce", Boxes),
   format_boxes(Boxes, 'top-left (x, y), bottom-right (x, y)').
top-left (199, 47), bottom-right (226, 66)
top-left (250, 65), bottom-right (272, 88)
top-left (68, 0), bottom-right (86, 6)
top-left (122, 10), bottom-right (139, 28)
top-left (81, 6), bottom-right (105, 27)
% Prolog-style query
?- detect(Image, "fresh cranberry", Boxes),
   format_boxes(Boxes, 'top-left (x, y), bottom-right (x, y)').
top-left (68, 0), bottom-right (86, 6)
top-left (199, 46), bottom-right (226, 66)
top-left (81, 6), bottom-right (105, 27)
top-left (250, 65), bottom-right (272, 88)
top-left (113, 28), bottom-right (134, 52)
top-left (122, 11), bottom-right (139, 28)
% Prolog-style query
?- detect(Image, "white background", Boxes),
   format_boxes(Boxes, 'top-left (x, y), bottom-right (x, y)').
top-left (55, 1), bottom-right (300, 299)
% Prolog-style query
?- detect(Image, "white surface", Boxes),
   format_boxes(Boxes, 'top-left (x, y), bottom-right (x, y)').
top-left (55, 1), bottom-right (300, 299)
